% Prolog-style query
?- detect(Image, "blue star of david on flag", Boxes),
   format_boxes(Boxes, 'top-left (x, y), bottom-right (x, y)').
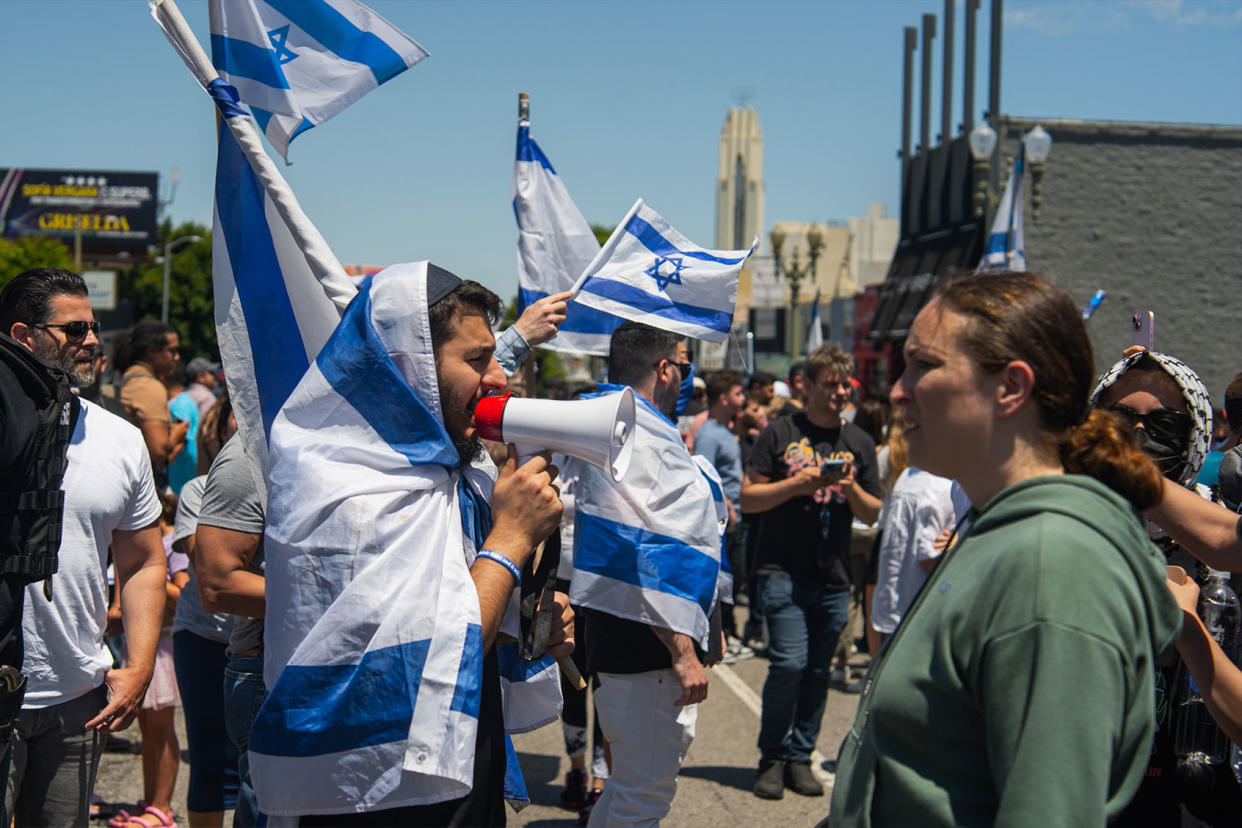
top-left (267, 25), bottom-right (298, 65)
top-left (645, 256), bottom-right (686, 291)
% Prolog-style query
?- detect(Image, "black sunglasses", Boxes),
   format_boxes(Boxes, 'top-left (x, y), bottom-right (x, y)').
top-left (1106, 403), bottom-right (1192, 442)
top-left (651, 360), bottom-right (692, 380)
top-left (35, 321), bottom-right (100, 341)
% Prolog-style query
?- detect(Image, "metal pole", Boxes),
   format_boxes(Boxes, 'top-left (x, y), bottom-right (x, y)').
top-left (920, 14), bottom-right (936, 152)
top-left (161, 239), bottom-right (171, 323)
top-left (988, 0), bottom-right (1003, 191)
top-left (964, 0), bottom-right (978, 132)
top-left (942, 0), bottom-right (955, 142)
top-left (901, 27), bottom-right (917, 161)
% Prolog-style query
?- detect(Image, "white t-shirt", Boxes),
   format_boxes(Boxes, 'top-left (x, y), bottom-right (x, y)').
top-left (21, 399), bottom-right (161, 708)
top-left (870, 466), bottom-right (956, 635)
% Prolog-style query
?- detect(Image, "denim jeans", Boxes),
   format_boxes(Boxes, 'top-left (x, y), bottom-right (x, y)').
top-left (5, 685), bottom-right (106, 827)
top-left (174, 631), bottom-right (239, 812)
top-left (223, 656), bottom-right (267, 828)
top-left (756, 575), bottom-right (850, 763)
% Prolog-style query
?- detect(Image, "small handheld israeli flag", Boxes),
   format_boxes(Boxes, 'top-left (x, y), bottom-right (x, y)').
top-left (209, 0), bottom-right (428, 160)
top-left (571, 199), bottom-right (756, 343)
top-left (806, 289), bottom-right (824, 354)
top-left (978, 143), bottom-right (1026, 273)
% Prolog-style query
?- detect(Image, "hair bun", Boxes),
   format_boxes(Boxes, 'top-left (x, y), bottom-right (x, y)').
top-left (1060, 409), bottom-right (1163, 510)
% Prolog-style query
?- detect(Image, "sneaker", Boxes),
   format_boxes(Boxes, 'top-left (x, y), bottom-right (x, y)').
top-left (784, 761), bottom-right (824, 797)
top-left (829, 667), bottom-right (847, 683)
top-left (726, 635), bottom-right (756, 662)
top-left (578, 787), bottom-right (602, 826)
top-left (753, 759), bottom-right (785, 799)
top-left (559, 769), bottom-right (587, 811)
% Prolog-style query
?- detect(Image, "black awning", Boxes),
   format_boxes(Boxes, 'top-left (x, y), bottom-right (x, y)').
top-left (867, 224), bottom-right (984, 342)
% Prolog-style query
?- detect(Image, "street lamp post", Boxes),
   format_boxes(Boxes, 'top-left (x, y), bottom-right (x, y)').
top-left (161, 234), bottom-right (202, 323)
top-left (770, 225), bottom-right (825, 359)
top-left (968, 122), bottom-right (1052, 221)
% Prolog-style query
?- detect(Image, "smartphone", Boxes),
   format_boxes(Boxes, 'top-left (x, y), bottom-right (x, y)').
top-left (821, 459), bottom-right (847, 475)
top-left (1132, 311), bottom-right (1155, 351)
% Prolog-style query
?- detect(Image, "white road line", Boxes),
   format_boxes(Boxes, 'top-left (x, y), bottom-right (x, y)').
top-left (714, 664), bottom-right (836, 789)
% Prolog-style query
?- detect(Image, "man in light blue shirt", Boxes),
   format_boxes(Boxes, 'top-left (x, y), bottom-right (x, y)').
top-left (693, 371), bottom-right (750, 660)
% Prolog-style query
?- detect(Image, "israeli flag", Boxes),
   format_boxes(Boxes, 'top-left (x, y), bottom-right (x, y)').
top-left (806, 288), bottom-right (824, 354)
top-left (571, 200), bottom-right (756, 344)
top-left (978, 143), bottom-right (1027, 273)
top-left (514, 122), bottom-right (622, 356)
top-left (252, 264), bottom-right (558, 816)
top-left (208, 79), bottom-right (356, 481)
top-left (570, 384), bottom-right (727, 647)
top-left (209, 0), bottom-right (428, 160)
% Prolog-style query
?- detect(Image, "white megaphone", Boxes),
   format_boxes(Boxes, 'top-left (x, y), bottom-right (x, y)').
top-left (474, 387), bottom-right (636, 482)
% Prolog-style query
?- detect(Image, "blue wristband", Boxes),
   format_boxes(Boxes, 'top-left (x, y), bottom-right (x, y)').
top-left (477, 549), bottom-right (521, 586)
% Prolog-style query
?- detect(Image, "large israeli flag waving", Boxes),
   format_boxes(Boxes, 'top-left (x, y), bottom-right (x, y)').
top-left (570, 384), bottom-right (727, 647)
top-left (978, 143), bottom-right (1027, 273)
top-left (209, 0), bottom-right (428, 160)
top-left (572, 200), bottom-right (756, 343)
top-left (514, 122), bottom-right (621, 356)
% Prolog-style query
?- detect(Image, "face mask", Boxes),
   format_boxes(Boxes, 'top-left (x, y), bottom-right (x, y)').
top-left (1134, 426), bottom-right (1189, 482)
top-left (674, 362), bottom-right (696, 416)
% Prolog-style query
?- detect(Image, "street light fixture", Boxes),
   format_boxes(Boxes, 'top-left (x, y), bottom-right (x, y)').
top-left (968, 122), bottom-right (1052, 221)
top-left (161, 234), bottom-right (202, 323)
top-left (770, 224), bottom-right (824, 358)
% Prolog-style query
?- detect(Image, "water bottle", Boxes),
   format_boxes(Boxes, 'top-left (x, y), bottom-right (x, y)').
top-left (1174, 569), bottom-right (1241, 764)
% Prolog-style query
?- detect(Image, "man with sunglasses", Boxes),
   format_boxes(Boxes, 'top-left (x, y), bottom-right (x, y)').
top-left (569, 320), bottom-right (728, 826)
top-left (0, 268), bottom-right (168, 825)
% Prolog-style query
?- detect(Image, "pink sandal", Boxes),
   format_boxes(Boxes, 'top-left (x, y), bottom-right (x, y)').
top-left (106, 801), bottom-right (147, 828)
top-left (117, 805), bottom-right (175, 828)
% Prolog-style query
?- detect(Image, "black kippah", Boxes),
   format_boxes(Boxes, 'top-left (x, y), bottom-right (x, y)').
top-left (426, 263), bottom-right (463, 308)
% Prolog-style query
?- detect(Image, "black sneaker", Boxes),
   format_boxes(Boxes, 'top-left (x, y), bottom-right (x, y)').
top-left (559, 769), bottom-right (587, 811)
top-left (784, 761), bottom-right (824, 797)
top-left (753, 759), bottom-right (785, 799)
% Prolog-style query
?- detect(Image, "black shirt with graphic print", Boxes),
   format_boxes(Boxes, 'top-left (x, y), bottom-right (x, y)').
top-left (747, 412), bottom-right (881, 589)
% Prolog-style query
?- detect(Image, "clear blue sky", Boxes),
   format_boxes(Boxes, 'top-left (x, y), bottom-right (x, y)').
top-left (3, 0), bottom-right (1240, 299)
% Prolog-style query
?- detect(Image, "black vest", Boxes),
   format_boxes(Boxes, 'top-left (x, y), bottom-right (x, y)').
top-left (0, 333), bottom-right (78, 586)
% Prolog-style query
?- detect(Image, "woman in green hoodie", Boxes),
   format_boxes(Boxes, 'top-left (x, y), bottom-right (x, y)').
top-left (830, 272), bottom-right (1183, 828)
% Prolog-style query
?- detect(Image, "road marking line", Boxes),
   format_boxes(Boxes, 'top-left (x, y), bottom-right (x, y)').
top-left (714, 664), bottom-right (836, 789)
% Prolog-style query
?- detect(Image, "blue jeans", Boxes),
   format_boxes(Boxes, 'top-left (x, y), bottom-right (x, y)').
top-left (173, 632), bottom-right (239, 812)
top-left (756, 575), bottom-right (850, 763)
top-left (223, 656), bottom-right (267, 828)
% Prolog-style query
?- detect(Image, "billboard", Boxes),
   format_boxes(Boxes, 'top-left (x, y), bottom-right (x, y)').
top-left (0, 168), bottom-right (159, 252)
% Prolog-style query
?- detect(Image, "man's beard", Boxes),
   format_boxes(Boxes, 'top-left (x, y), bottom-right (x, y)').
top-left (34, 341), bottom-right (95, 387)
top-left (438, 379), bottom-right (483, 465)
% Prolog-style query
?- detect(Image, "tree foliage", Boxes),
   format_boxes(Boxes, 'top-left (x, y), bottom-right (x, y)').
top-left (0, 235), bottom-right (75, 291)
top-left (117, 220), bottom-right (218, 361)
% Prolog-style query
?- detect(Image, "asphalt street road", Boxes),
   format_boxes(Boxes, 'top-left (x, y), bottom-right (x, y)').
top-left (93, 612), bottom-right (867, 827)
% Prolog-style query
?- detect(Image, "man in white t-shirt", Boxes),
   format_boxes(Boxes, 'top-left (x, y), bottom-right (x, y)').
top-left (0, 268), bottom-right (168, 826)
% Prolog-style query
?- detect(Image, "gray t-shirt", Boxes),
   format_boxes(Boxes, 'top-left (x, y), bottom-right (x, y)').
top-left (197, 437), bottom-right (266, 657)
top-left (170, 475), bottom-right (236, 644)
top-left (692, 417), bottom-right (742, 511)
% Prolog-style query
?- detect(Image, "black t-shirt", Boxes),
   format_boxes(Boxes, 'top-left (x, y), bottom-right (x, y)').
top-left (582, 602), bottom-right (722, 675)
top-left (746, 413), bottom-right (880, 589)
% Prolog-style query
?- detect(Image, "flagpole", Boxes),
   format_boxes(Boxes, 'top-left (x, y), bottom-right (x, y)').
top-left (149, 0), bottom-right (355, 313)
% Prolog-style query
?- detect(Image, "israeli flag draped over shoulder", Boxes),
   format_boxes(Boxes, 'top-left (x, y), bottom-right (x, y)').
top-left (977, 142), bottom-right (1026, 273)
top-left (514, 120), bottom-right (622, 356)
top-left (570, 385), bottom-right (729, 646)
top-left (252, 264), bottom-right (558, 816)
top-left (571, 199), bottom-right (757, 344)
top-left (209, 0), bottom-right (428, 161)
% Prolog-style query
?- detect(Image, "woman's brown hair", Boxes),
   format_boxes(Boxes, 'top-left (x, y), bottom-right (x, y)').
top-left (196, 388), bottom-right (233, 476)
top-left (934, 271), bottom-right (1162, 509)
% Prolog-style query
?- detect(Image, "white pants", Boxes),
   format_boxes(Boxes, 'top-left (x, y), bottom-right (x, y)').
top-left (588, 668), bottom-right (697, 827)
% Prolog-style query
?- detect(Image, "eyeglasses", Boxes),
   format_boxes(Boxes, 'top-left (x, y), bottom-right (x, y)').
top-left (34, 321), bottom-right (100, 341)
top-left (651, 360), bottom-right (692, 380)
top-left (1106, 403), bottom-right (1192, 442)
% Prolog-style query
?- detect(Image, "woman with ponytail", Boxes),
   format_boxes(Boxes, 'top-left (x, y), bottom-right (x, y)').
top-left (830, 272), bottom-right (1182, 827)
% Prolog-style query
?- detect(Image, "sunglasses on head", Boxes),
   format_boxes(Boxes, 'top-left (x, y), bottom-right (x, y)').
top-left (1106, 403), bottom-right (1192, 442)
top-left (35, 321), bottom-right (100, 341)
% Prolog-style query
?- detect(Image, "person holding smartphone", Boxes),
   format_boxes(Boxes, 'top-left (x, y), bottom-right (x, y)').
top-left (741, 344), bottom-right (882, 800)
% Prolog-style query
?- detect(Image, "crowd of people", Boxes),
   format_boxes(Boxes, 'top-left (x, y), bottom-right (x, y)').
top-left (1, 263), bottom-right (1241, 827)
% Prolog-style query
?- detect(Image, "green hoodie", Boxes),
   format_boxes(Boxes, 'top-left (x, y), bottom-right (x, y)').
top-left (830, 475), bottom-right (1182, 828)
